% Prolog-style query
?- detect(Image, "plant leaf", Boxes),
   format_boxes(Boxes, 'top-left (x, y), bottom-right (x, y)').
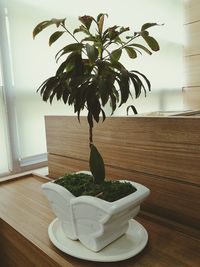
top-left (117, 73), bottom-right (130, 106)
top-left (127, 105), bottom-right (138, 115)
top-left (125, 47), bottom-right (137, 59)
top-left (97, 13), bottom-right (108, 22)
top-left (131, 70), bottom-right (151, 91)
top-left (55, 43), bottom-right (83, 62)
top-left (49, 31), bottom-right (65, 46)
top-left (129, 43), bottom-right (152, 55)
top-left (141, 32), bottom-right (160, 51)
top-left (85, 43), bottom-right (98, 63)
top-left (89, 144), bottom-right (105, 184)
top-left (33, 18), bottom-right (65, 39)
top-left (73, 25), bottom-right (90, 35)
top-left (110, 49), bottom-right (122, 62)
top-left (97, 14), bottom-right (105, 34)
top-left (79, 15), bottom-right (94, 30)
top-left (141, 22), bottom-right (159, 31)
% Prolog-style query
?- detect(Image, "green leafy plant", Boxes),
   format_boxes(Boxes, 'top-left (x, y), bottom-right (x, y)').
top-left (33, 14), bottom-right (160, 185)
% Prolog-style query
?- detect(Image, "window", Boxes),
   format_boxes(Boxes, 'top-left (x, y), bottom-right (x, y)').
top-left (0, 0), bottom-right (185, 175)
top-left (0, 62), bottom-right (9, 174)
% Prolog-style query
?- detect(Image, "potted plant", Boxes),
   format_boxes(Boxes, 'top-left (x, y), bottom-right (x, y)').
top-left (33, 14), bottom-right (160, 254)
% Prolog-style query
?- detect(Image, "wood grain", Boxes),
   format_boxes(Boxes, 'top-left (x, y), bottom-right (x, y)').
top-left (184, 0), bottom-right (200, 107)
top-left (183, 87), bottom-right (200, 109)
top-left (184, 0), bottom-right (200, 24)
top-left (48, 154), bottom-right (200, 230)
top-left (185, 21), bottom-right (200, 56)
top-left (46, 116), bottom-right (200, 185)
top-left (184, 55), bottom-right (200, 87)
top-left (0, 174), bottom-right (199, 267)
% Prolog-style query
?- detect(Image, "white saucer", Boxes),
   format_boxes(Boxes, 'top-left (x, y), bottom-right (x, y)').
top-left (48, 218), bottom-right (148, 262)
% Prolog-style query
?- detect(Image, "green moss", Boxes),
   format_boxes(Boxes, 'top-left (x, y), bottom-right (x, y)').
top-left (54, 173), bottom-right (137, 202)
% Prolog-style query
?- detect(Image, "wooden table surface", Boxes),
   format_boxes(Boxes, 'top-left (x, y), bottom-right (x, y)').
top-left (0, 174), bottom-right (199, 267)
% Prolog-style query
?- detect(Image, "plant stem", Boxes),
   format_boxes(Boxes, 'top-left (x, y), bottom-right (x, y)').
top-left (89, 124), bottom-right (93, 146)
top-left (61, 24), bottom-right (80, 43)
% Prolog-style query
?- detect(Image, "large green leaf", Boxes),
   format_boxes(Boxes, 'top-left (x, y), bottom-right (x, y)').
top-left (110, 93), bottom-right (117, 115)
top-left (141, 32), bottom-right (160, 51)
top-left (49, 31), bottom-right (65, 46)
top-left (85, 43), bottom-right (98, 63)
top-left (98, 78), bottom-right (109, 106)
top-left (110, 49), bottom-right (122, 62)
top-left (117, 74), bottom-right (130, 106)
top-left (89, 144), bottom-right (105, 184)
top-left (129, 74), bottom-right (142, 98)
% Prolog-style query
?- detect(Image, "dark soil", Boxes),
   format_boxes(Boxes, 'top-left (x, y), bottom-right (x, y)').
top-left (54, 173), bottom-right (137, 202)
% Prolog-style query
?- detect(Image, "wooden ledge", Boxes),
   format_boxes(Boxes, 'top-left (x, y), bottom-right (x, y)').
top-left (0, 173), bottom-right (199, 266)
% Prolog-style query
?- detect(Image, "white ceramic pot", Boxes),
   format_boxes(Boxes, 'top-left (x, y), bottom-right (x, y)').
top-left (42, 172), bottom-right (150, 252)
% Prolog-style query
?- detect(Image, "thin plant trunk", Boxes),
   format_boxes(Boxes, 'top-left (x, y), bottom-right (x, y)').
top-left (89, 124), bottom-right (93, 147)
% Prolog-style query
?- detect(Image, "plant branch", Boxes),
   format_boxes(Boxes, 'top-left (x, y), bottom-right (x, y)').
top-left (61, 23), bottom-right (80, 43)
top-left (103, 33), bottom-right (141, 60)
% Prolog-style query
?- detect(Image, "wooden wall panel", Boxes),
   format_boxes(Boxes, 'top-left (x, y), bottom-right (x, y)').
top-left (48, 154), bottom-right (200, 230)
top-left (184, 55), bottom-right (200, 87)
top-left (183, 87), bottom-right (200, 109)
top-left (184, 0), bottom-right (200, 107)
top-left (46, 116), bottom-right (200, 185)
top-left (185, 21), bottom-right (200, 56)
top-left (184, 0), bottom-right (200, 24)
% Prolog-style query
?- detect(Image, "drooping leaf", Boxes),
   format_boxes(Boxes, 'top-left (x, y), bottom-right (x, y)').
top-left (129, 43), bottom-right (152, 55)
top-left (33, 18), bottom-right (65, 39)
top-left (110, 93), bottom-right (117, 115)
top-left (49, 31), bottom-right (65, 46)
top-left (62, 89), bottom-right (70, 104)
top-left (55, 43), bottom-right (83, 62)
top-left (101, 108), bottom-right (106, 122)
top-left (131, 70), bottom-right (151, 91)
top-left (141, 32), bottom-right (160, 51)
top-left (129, 74), bottom-right (141, 98)
top-left (125, 47), bottom-right (137, 59)
top-left (130, 72), bottom-right (147, 97)
top-left (98, 78), bottom-right (109, 106)
top-left (127, 105), bottom-right (138, 115)
top-left (89, 144), bottom-right (105, 184)
top-left (117, 73), bottom-right (130, 106)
